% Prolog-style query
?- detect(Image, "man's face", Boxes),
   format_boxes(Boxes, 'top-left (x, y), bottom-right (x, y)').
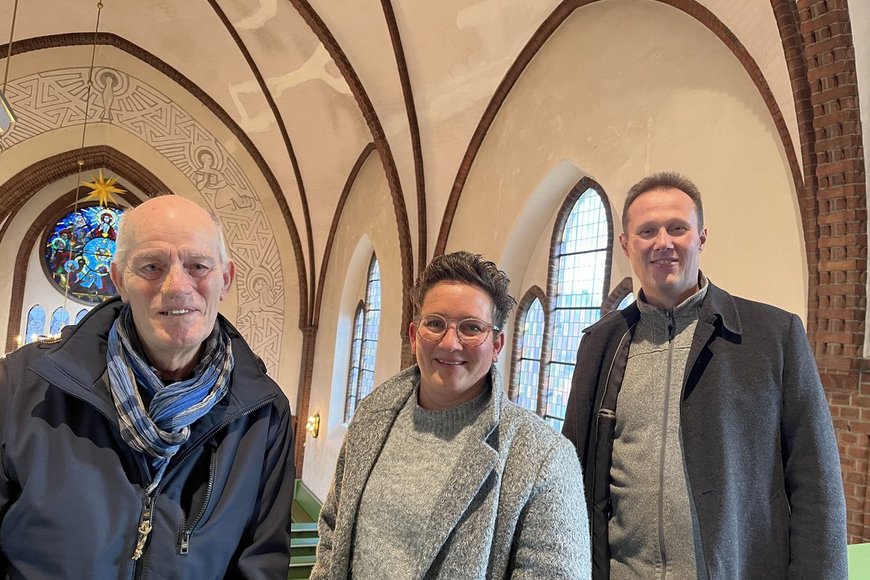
top-left (619, 187), bottom-right (707, 310)
top-left (110, 197), bottom-right (234, 378)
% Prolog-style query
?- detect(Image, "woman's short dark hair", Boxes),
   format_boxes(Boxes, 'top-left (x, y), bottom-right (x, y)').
top-left (412, 251), bottom-right (517, 331)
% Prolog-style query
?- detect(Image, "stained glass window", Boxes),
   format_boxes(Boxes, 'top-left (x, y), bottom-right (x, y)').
top-left (544, 187), bottom-right (609, 430)
top-left (344, 305), bottom-right (365, 423)
top-left (359, 258), bottom-right (381, 401)
top-left (542, 187), bottom-right (610, 430)
top-left (513, 298), bottom-right (544, 413)
top-left (25, 305), bottom-right (46, 343)
top-left (50, 307), bottom-right (70, 335)
top-left (43, 205), bottom-right (124, 304)
top-left (344, 255), bottom-right (382, 422)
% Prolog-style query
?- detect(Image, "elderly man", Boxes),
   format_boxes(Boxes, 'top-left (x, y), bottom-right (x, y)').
top-left (0, 195), bottom-right (295, 578)
top-left (563, 172), bottom-right (847, 579)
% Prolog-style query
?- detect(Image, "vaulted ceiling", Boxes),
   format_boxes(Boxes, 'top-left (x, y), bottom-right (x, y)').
top-left (0, 0), bottom-right (853, 332)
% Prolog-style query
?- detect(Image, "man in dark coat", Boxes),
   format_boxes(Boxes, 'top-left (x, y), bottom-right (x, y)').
top-left (0, 195), bottom-right (295, 578)
top-left (563, 172), bottom-right (847, 579)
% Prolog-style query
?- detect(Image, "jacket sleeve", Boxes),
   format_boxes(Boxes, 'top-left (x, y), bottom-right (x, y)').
top-left (509, 439), bottom-right (591, 579)
top-left (0, 357), bottom-right (12, 577)
top-left (232, 400), bottom-right (296, 579)
top-left (781, 313), bottom-right (848, 578)
top-left (309, 438), bottom-right (347, 580)
top-left (562, 334), bottom-right (592, 463)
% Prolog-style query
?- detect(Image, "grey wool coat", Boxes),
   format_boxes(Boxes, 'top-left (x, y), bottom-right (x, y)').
top-left (310, 365), bottom-right (591, 579)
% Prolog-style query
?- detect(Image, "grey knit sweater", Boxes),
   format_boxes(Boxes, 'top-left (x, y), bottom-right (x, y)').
top-left (609, 282), bottom-right (709, 579)
top-left (351, 387), bottom-right (489, 577)
top-left (311, 365), bottom-right (590, 579)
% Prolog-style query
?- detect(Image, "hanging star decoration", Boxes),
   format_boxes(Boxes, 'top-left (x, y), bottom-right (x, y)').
top-left (81, 169), bottom-right (126, 207)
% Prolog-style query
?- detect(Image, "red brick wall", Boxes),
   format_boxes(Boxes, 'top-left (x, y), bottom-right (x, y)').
top-left (793, 0), bottom-right (868, 542)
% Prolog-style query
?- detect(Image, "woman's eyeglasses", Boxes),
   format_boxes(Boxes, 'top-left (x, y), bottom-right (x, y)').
top-left (414, 314), bottom-right (499, 347)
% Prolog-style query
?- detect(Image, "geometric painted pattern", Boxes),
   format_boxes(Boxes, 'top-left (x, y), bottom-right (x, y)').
top-left (4, 67), bottom-right (285, 374)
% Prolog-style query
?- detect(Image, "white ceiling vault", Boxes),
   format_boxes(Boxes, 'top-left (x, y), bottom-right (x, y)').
top-left (0, 0), bottom-right (812, 328)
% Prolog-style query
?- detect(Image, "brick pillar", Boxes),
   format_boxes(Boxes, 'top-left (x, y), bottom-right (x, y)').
top-left (796, 0), bottom-right (868, 542)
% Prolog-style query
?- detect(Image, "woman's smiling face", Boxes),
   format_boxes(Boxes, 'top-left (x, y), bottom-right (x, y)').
top-left (410, 281), bottom-right (504, 410)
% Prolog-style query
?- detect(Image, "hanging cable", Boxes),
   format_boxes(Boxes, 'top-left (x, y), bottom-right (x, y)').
top-left (62, 0), bottom-right (104, 324)
top-left (2, 0), bottom-right (19, 94)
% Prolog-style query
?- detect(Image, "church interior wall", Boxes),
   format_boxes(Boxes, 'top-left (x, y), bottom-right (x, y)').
top-left (448, 0), bottom-right (808, 322)
top-left (0, 0), bottom-right (867, 543)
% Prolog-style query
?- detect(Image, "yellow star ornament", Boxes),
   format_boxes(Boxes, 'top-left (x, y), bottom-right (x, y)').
top-left (81, 170), bottom-right (126, 207)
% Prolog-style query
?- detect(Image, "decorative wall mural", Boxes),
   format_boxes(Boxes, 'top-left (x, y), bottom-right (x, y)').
top-left (4, 67), bottom-right (286, 374)
top-left (43, 205), bottom-right (122, 304)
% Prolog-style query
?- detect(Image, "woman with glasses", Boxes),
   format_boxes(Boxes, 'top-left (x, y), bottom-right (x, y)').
top-left (311, 251), bottom-right (590, 579)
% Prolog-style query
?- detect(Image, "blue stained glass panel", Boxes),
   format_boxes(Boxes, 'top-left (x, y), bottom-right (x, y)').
top-left (513, 299), bottom-right (544, 412)
top-left (43, 205), bottom-right (124, 304)
top-left (545, 188), bottom-right (609, 428)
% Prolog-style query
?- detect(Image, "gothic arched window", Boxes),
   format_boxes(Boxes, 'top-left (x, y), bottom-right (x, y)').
top-left (25, 305), bottom-right (46, 343)
top-left (344, 255), bottom-right (382, 422)
top-left (509, 178), bottom-right (613, 431)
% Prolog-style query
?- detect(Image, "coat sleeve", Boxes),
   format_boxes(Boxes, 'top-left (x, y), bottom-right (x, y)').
top-left (232, 399), bottom-right (296, 579)
top-left (0, 357), bottom-right (12, 577)
top-left (509, 439), bottom-right (591, 579)
top-left (562, 332), bottom-right (595, 464)
top-left (309, 437), bottom-right (348, 580)
top-left (781, 313), bottom-right (848, 578)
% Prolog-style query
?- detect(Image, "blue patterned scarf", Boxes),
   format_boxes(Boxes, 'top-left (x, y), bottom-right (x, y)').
top-left (106, 305), bottom-right (234, 493)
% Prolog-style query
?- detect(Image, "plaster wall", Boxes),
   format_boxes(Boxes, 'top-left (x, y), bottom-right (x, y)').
top-left (302, 151), bottom-right (405, 500)
top-left (448, 0), bottom-right (808, 323)
top-left (852, 0), bottom-right (870, 358)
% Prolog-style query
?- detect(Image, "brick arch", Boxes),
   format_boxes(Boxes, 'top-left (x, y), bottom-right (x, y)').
top-left (603, 276), bottom-right (634, 313)
top-left (773, 0), bottom-right (868, 543)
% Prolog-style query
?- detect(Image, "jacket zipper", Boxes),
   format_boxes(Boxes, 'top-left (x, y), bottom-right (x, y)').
top-left (178, 446), bottom-right (217, 555)
top-left (129, 398), bottom-right (275, 580)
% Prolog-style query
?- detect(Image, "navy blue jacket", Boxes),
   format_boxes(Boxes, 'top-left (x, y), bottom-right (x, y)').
top-left (0, 298), bottom-right (295, 579)
top-left (563, 282), bottom-right (847, 579)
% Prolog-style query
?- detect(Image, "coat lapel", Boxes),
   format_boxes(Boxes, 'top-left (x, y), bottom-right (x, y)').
top-left (329, 370), bottom-right (416, 575)
top-left (412, 373), bottom-right (505, 576)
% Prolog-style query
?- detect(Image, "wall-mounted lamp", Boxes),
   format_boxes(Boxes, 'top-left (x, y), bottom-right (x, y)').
top-left (305, 412), bottom-right (320, 438)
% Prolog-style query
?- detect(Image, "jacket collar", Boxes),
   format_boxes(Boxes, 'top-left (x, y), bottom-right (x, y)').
top-left (583, 275), bottom-right (742, 339)
top-left (331, 365), bottom-right (505, 576)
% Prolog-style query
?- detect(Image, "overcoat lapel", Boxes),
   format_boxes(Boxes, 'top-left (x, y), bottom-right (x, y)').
top-left (413, 430), bottom-right (499, 575)
top-left (412, 381), bottom-right (504, 576)
top-left (329, 375), bottom-right (415, 574)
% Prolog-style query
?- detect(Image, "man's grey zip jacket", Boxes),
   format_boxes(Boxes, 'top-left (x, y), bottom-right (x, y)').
top-left (562, 281), bottom-right (847, 579)
top-left (0, 297), bottom-right (295, 579)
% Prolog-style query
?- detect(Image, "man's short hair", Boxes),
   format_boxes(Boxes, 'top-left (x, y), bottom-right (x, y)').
top-left (622, 172), bottom-right (704, 231)
top-left (112, 196), bottom-right (230, 268)
top-left (412, 251), bottom-right (517, 331)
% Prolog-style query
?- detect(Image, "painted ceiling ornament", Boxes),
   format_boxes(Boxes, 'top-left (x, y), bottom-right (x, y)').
top-left (81, 169), bottom-right (126, 207)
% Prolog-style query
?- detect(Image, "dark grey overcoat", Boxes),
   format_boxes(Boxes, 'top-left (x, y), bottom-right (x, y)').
top-left (563, 281), bottom-right (847, 579)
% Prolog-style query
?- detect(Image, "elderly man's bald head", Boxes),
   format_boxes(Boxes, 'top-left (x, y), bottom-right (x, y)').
top-left (113, 196), bottom-right (229, 269)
